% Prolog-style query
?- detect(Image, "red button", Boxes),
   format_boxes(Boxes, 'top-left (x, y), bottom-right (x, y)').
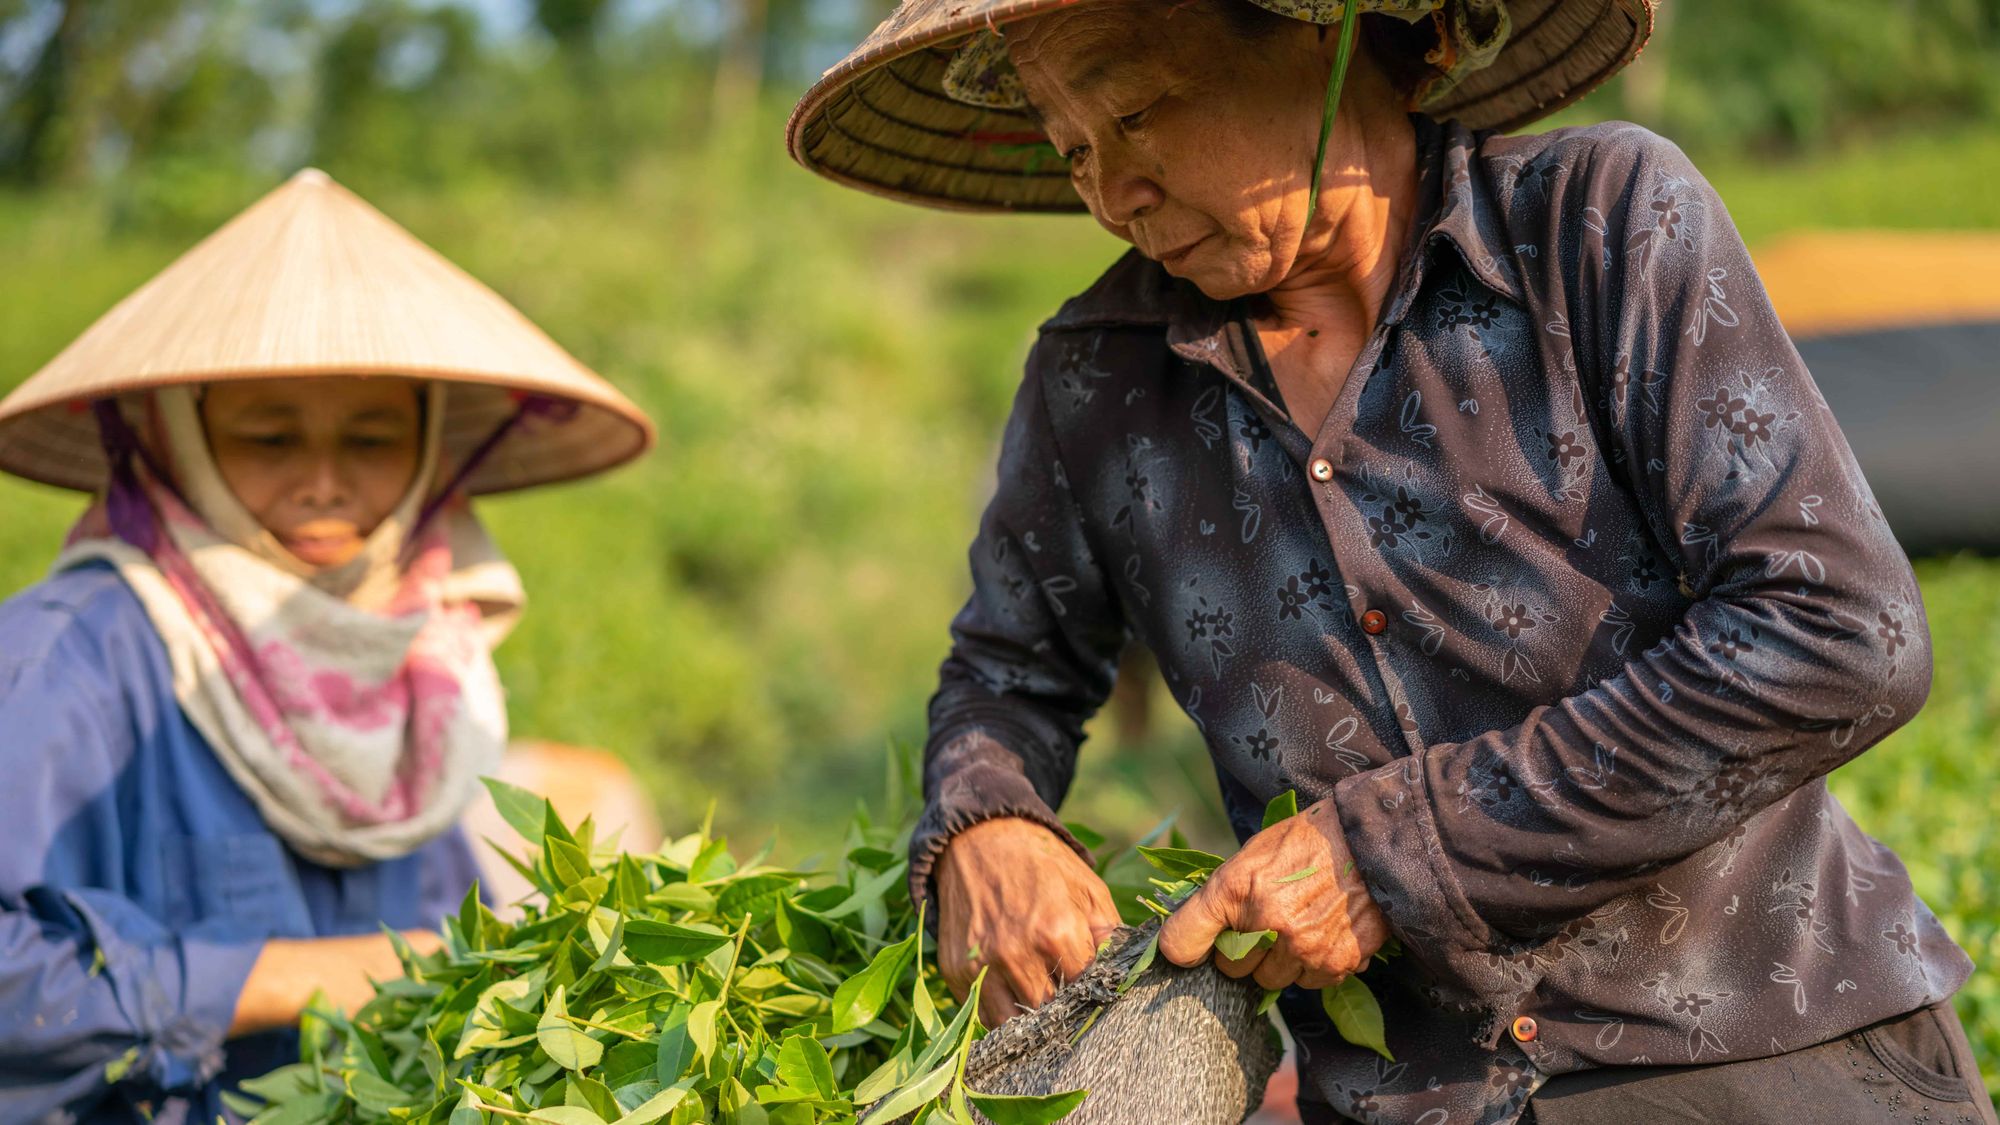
top-left (1309, 458), bottom-right (1334, 482)
top-left (1511, 1015), bottom-right (1539, 1043)
top-left (1360, 609), bottom-right (1387, 635)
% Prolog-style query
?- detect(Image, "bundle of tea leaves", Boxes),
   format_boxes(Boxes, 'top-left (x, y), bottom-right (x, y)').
top-left (234, 776), bottom-right (1389, 1125)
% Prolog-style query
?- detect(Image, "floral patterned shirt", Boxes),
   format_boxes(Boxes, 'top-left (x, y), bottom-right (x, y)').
top-left (912, 117), bottom-right (1973, 1124)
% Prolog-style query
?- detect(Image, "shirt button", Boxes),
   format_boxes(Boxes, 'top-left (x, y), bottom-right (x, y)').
top-left (1309, 458), bottom-right (1334, 482)
top-left (1511, 1015), bottom-right (1539, 1043)
top-left (1360, 609), bottom-right (1388, 635)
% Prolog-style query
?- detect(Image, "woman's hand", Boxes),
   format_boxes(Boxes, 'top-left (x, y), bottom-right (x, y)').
top-left (1159, 798), bottom-right (1389, 990)
top-left (229, 929), bottom-right (442, 1037)
top-left (936, 817), bottom-right (1122, 1030)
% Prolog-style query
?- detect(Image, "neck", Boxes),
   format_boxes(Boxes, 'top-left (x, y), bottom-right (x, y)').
top-left (1258, 106), bottom-right (1419, 336)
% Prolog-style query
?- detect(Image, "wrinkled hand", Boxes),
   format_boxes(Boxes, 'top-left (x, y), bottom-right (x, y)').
top-left (1159, 798), bottom-right (1389, 990)
top-left (936, 817), bottom-right (1122, 1030)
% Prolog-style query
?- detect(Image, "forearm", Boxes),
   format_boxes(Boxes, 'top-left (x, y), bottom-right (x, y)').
top-left (228, 930), bottom-right (441, 1037)
top-left (1335, 577), bottom-right (1929, 956)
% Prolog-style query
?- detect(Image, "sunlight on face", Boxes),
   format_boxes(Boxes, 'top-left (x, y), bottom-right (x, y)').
top-left (1011, 1), bottom-right (1350, 299)
top-left (200, 377), bottom-right (424, 568)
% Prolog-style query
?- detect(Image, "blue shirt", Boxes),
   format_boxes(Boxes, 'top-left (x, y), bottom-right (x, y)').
top-left (0, 563), bottom-right (482, 1124)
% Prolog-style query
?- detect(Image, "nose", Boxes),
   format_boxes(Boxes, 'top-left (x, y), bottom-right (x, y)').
top-left (295, 453), bottom-right (348, 512)
top-left (1086, 150), bottom-right (1163, 228)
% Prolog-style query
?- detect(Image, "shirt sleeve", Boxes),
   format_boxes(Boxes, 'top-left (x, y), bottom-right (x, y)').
top-left (910, 343), bottom-right (1130, 903)
top-left (0, 598), bottom-right (264, 1119)
top-left (1331, 129), bottom-right (1930, 978)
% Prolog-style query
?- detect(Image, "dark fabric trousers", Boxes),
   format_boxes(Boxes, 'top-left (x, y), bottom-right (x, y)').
top-left (1303, 1002), bottom-right (1997, 1125)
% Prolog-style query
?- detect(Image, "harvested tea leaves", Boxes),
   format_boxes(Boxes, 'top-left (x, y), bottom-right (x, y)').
top-left (1321, 975), bottom-right (1393, 1061)
top-left (1212, 929), bottom-right (1276, 962)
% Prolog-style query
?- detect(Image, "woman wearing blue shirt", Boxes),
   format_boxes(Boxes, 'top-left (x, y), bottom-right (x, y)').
top-left (0, 169), bottom-right (652, 1123)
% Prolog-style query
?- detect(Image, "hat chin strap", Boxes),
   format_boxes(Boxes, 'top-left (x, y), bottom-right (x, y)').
top-left (1304, 11), bottom-right (1363, 232)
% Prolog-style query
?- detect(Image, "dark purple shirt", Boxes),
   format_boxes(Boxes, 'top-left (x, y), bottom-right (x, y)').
top-left (914, 117), bottom-right (1972, 1124)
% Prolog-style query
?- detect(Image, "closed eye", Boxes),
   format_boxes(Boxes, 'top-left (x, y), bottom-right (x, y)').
top-left (1118, 94), bottom-right (1166, 131)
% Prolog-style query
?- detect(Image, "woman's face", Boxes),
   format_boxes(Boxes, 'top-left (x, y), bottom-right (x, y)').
top-left (200, 377), bottom-right (424, 568)
top-left (1011, 1), bottom-right (1362, 300)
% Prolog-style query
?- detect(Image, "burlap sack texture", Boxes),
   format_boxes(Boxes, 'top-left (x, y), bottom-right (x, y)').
top-left (877, 921), bottom-right (1283, 1124)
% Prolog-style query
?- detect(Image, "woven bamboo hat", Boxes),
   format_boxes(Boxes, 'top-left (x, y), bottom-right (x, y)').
top-left (788, 0), bottom-right (1654, 212)
top-left (0, 168), bottom-right (654, 496)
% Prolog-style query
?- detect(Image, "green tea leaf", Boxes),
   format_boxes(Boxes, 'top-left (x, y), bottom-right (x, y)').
top-left (457, 882), bottom-right (486, 952)
top-left (1321, 975), bottom-right (1393, 1061)
top-left (646, 882), bottom-right (718, 913)
top-left (548, 838), bottom-right (596, 889)
top-left (567, 1074), bottom-right (622, 1119)
top-left (1212, 929), bottom-right (1275, 962)
top-left (774, 1035), bottom-right (838, 1098)
top-left (621, 919), bottom-right (731, 966)
top-left (1261, 790), bottom-right (1299, 829)
top-left (619, 1080), bottom-right (697, 1125)
top-left (538, 986), bottom-right (604, 1072)
top-left (856, 1058), bottom-right (956, 1122)
top-left (1136, 846), bottom-right (1227, 880)
top-left (587, 912), bottom-right (626, 973)
top-left (1274, 866), bottom-right (1318, 884)
top-left (251, 1093), bottom-right (344, 1125)
top-left (1063, 822), bottom-right (1107, 851)
top-left (346, 1068), bottom-right (414, 1113)
top-left (851, 1048), bottom-right (914, 1105)
top-left (717, 873), bottom-right (804, 921)
top-left (966, 1088), bottom-right (1090, 1125)
top-left (818, 861), bottom-right (908, 921)
top-left (829, 931), bottom-right (918, 1033)
top-left (654, 1008), bottom-right (694, 1082)
top-left (481, 777), bottom-right (550, 842)
top-left (688, 999), bottom-right (721, 1061)
top-left (1116, 934), bottom-right (1159, 995)
top-left (237, 1062), bottom-right (316, 1101)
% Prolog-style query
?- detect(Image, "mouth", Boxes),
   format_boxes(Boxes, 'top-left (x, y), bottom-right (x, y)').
top-left (1155, 234), bottom-right (1210, 269)
top-left (282, 521), bottom-right (364, 566)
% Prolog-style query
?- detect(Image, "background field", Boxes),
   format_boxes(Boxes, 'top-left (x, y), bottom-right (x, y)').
top-left (1, 0), bottom-right (1996, 1099)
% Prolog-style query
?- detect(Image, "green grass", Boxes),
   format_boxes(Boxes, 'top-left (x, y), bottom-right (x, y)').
top-left (0, 112), bottom-right (1994, 1087)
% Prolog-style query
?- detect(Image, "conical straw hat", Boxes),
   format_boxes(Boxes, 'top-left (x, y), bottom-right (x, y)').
top-left (0, 168), bottom-right (654, 495)
top-left (788, 0), bottom-right (1654, 212)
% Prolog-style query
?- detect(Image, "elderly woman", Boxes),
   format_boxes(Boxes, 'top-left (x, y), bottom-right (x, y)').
top-left (789, 2), bottom-right (1993, 1122)
top-left (0, 170), bottom-right (651, 1122)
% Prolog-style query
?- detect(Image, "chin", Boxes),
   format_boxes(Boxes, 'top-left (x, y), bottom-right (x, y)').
top-left (1170, 248), bottom-right (1279, 302)
top-left (1178, 264), bottom-right (1264, 302)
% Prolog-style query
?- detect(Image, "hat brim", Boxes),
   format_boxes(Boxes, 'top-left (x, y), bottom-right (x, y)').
top-left (0, 167), bottom-right (657, 495)
top-left (0, 365), bottom-right (654, 497)
top-left (788, 0), bottom-right (1654, 213)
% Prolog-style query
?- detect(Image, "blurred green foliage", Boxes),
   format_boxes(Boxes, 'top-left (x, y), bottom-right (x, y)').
top-left (0, 0), bottom-right (1996, 1093)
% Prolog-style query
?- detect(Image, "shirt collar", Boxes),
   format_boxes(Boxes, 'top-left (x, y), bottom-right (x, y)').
top-left (1147, 116), bottom-right (1525, 375)
top-left (1038, 116), bottom-right (1525, 382)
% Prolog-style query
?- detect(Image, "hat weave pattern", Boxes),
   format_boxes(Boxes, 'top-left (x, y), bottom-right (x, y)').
top-left (788, 0), bottom-right (1653, 212)
top-left (940, 0), bottom-right (1511, 115)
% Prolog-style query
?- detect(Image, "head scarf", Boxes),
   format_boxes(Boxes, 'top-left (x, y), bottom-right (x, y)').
top-left (940, 0), bottom-right (1510, 112)
top-left (54, 382), bottom-right (522, 867)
